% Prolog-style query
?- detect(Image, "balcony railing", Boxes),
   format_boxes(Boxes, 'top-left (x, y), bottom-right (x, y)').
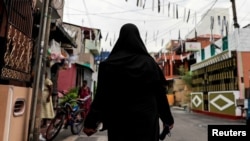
top-left (85, 39), bottom-right (101, 55)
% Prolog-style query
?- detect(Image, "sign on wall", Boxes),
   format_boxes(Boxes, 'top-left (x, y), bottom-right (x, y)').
top-left (185, 42), bottom-right (201, 51)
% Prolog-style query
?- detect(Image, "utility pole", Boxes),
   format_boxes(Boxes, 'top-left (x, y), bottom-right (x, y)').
top-left (230, 0), bottom-right (240, 28)
top-left (230, 0), bottom-right (250, 129)
top-left (43, 7), bottom-right (52, 74)
top-left (28, 0), bottom-right (51, 140)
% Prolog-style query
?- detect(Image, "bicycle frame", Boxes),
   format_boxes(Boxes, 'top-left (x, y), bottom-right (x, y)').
top-left (59, 98), bottom-right (90, 127)
top-left (46, 96), bottom-right (91, 141)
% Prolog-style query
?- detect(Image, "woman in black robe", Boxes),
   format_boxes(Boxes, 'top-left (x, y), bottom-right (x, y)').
top-left (83, 23), bottom-right (174, 141)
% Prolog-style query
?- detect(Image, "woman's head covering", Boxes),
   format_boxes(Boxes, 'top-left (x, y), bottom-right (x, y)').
top-left (100, 23), bottom-right (166, 84)
top-left (103, 23), bottom-right (151, 65)
top-left (108, 23), bottom-right (149, 57)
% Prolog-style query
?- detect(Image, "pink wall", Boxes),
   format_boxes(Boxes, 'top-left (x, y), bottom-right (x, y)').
top-left (241, 52), bottom-right (250, 88)
top-left (57, 64), bottom-right (77, 92)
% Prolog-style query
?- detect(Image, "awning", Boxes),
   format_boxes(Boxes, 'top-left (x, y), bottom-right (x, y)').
top-left (50, 24), bottom-right (77, 48)
top-left (190, 50), bottom-right (231, 71)
top-left (75, 62), bottom-right (94, 72)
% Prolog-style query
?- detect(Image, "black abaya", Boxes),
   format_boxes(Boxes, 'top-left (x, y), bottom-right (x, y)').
top-left (84, 23), bottom-right (174, 141)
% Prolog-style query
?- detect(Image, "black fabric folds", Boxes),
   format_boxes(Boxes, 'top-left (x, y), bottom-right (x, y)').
top-left (84, 23), bottom-right (174, 141)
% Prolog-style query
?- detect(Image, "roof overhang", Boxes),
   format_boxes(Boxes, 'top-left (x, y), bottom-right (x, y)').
top-left (50, 24), bottom-right (77, 48)
top-left (75, 62), bottom-right (94, 72)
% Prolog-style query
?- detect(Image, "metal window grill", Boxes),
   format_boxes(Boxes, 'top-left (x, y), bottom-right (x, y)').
top-left (4, 0), bottom-right (33, 37)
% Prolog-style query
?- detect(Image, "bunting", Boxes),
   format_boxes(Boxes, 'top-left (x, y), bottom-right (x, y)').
top-left (122, 0), bottom-right (199, 42)
top-left (186, 9), bottom-right (190, 23)
top-left (143, 0), bottom-right (146, 9)
top-left (152, 0), bottom-right (154, 11)
top-left (105, 33), bottom-right (109, 41)
top-left (110, 38), bottom-right (112, 47)
top-left (223, 16), bottom-right (226, 23)
top-left (158, 0), bottom-right (160, 13)
top-left (168, 2), bottom-right (170, 17)
top-left (225, 20), bottom-right (228, 36)
top-left (176, 4), bottom-right (178, 19)
top-left (127, 0), bottom-right (195, 23)
top-left (218, 16), bottom-right (221, 26)
top-left (210, 16), bottom-right (214, 42)
top-left (195, 28), bottom-right (197, 39)
top-left (221, 17), bottom-right (224, 36)
top-left (224, 16), bottom-right (228, 36)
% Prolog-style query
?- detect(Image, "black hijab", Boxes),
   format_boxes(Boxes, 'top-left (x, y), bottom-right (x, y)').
top-left (100, 23), bottom-right (166, 84)
top-left (108, 23), bottom-right (149, 57)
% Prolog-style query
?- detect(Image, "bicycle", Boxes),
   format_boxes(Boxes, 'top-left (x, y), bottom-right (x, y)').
top-left (45, 95), bottom-right (90, 141)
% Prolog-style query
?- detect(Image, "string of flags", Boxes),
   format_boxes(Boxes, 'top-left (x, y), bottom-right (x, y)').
top-left (126, 0), bottom-right (192, 23)
top-left (96, 0), bottom-right (229, 49)
top-left (122, 1), bottom-right (194, 48)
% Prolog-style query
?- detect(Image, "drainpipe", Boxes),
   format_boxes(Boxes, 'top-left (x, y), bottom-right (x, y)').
top-left (28, 0), bottom-right (51, 140)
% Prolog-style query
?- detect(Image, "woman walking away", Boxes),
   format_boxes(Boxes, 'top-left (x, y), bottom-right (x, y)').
top-left (83, 23), bottom-right (174, 141)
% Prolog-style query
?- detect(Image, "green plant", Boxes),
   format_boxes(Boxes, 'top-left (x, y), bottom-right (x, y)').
top-left (178, 65), bottom-right (193, 87)
top-left (59, 87), bottom-right (79, 107)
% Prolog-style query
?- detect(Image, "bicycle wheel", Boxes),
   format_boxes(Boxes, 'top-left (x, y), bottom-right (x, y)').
top-left (45, 111), bottom-right (66, 141)
top-left (70, 109), bottom-right (85, 135)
